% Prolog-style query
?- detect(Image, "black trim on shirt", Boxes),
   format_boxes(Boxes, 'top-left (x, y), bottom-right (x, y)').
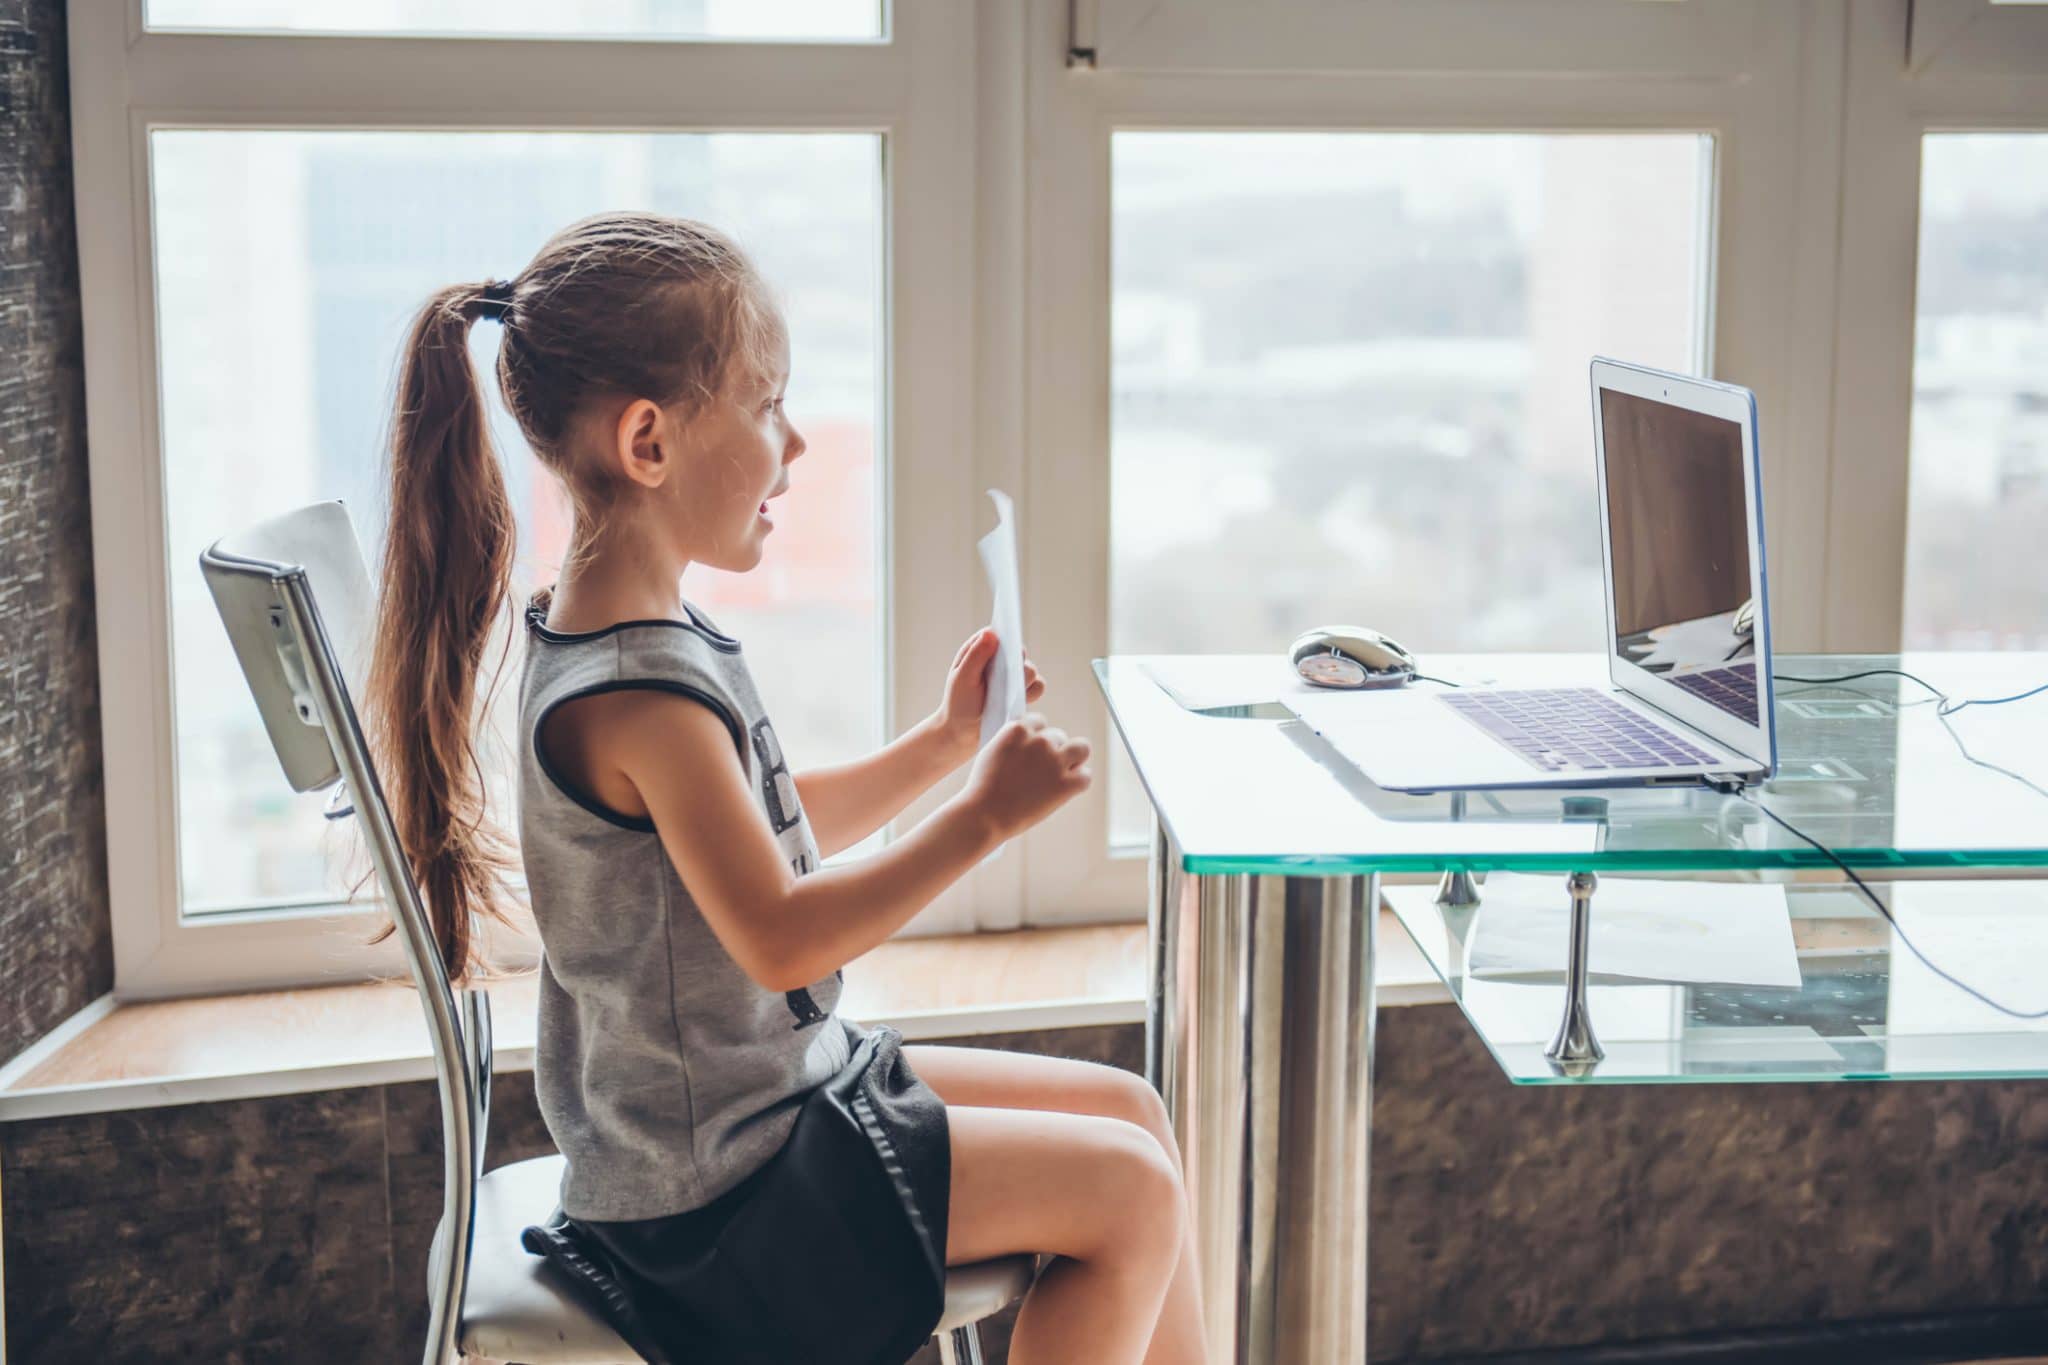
top-left (524, 597), bottom-right (742, 654)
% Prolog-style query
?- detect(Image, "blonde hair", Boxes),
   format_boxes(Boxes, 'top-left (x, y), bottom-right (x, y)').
top-left (365, 211), bottom-right (782, 978)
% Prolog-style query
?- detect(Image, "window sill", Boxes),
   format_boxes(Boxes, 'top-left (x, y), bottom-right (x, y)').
top-left (0, 914), bottom-right (1444, 1122)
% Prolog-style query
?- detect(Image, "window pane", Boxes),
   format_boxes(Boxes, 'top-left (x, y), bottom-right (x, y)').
top-left (146, 0), bottom-right (881, 40)
top-left (1109, 132), bottom-right (1711, 847)
top-left (156, 130), bottom-right (883, 915)
top-left (1904, 133), bottom-right (2048, 650)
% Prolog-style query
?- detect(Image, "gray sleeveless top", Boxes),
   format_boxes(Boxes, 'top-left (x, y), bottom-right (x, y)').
top-left (517, 590), bottom-right (857, 1221)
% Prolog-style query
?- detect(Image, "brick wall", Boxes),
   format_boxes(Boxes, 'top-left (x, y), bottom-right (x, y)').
top-left (0, 0), bottom-right (112, 1064)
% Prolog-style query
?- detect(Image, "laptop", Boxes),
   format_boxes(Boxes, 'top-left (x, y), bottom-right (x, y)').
top-left (1283, 357), bottom-right (1777, 793)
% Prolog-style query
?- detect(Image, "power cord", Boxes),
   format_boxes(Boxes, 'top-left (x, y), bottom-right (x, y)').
top-left (1716, 665), bottom-right (2048, 1018)
top-left (1773, 668), bottom-right (2048, 804)
top-left (1699, 779), bottom-right (2045, 1020)
top-left (1773, 666), bottom-right (2048, 718)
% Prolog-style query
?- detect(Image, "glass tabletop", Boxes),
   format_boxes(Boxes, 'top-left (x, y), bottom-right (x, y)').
top-left (1385, 878), bottom-right (2048, 1084)
top-left (1095, 652), bottom-right (2048, 875)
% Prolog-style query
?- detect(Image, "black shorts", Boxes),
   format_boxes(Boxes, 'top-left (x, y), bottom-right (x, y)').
top-left (520, 1023), bottom-right (951, 1365)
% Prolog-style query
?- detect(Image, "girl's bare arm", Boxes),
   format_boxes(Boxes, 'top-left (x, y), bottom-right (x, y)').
top-left (605, 685), bottom-right (1086, 991)
top-left (794, 630), bottom-right (1044, 857)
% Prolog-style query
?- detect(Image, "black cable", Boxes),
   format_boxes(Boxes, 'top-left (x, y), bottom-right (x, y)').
top-left (1773, 667), bottom-right (2048, 804)
top-left (1705, 780), bottom-right (2048, 1020)
top-left (1774, 667), bottom-right (2046, 719)
top-left (1774, 667), bottom-right (1942, 691)
top-left (1411, 673), bottom-right (1462, 689)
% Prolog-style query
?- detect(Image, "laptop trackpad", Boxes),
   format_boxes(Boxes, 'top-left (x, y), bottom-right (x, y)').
top-left (1284, 689), bottom-right (1543, 791)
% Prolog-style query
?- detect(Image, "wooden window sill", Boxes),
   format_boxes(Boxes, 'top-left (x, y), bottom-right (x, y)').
top-left (0, 914), bottom-right (1443, 1121)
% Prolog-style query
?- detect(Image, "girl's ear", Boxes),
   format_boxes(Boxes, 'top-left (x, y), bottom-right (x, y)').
top-left (614, 398), bottom-right (668, 489)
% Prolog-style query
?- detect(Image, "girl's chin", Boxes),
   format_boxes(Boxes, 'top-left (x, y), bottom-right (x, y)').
top-left (702, 536), bottom-right (767, 574)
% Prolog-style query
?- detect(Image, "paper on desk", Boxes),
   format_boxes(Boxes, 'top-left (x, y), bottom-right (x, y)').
top-left (1140, 656), bottom-right (1307, 712)
top-left (978, 489), bottom-right (1027, 749)
top-left (1467, 873), bottom-right (1802, 989)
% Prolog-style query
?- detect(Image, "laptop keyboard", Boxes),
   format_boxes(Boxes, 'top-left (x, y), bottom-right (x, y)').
top-left (1439, 688), bottom-right (1713, 773)
top-left (1666, 663), bottom-right (1760, 726)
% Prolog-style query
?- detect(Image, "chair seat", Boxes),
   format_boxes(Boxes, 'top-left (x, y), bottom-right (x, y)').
top-left (460, 1156), bottom-right (641, 1363)
top-left (457, 1154), bottom-right (1036, 1362)
top-left (933, 1253), bottom-right (1037, 1335)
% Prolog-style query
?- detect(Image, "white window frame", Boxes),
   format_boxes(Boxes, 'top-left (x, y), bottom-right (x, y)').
top-left (70, 1), bottom-right (989, 998)
top-left (1827, 0), bottom-right (2048, 647)
top-left (1005, 0), bottom-right (2041, 920)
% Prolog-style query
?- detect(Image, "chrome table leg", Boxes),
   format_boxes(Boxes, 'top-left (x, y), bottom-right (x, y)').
top-left (1435, 867), bottom-right (1481, 909)
top-left (1148, 829), bottom-right (1376, 1364)
top-left (1545, 870), bottom-right (1604, 1075)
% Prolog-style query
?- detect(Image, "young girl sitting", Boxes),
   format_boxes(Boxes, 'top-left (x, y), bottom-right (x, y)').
top-left (365, 211), bottom-right (1206, 1365)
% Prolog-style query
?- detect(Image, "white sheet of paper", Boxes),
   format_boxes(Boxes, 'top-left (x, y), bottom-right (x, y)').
top-left (1465, 873), bottom-right (1802, 989)
top-left (1140, 656), bottom-right (1310, 712)
top-left (978, 489), bottom-right (1026, 749)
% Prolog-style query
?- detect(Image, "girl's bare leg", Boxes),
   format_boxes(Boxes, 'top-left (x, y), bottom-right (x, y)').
top-left (910, 1045), bottom-right (1208, 1365)
top-left (944, 1105), bottom-right (1185, 1365)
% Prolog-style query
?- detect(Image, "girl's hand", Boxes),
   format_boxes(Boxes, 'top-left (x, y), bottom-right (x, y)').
top-left (960, 714), bottom-right (1092, 840)
top-left (932, 628), bottom-right (1045, 763)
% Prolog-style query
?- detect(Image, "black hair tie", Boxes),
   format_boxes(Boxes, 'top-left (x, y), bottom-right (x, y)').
top-left (476, 278), bottom-right (516, 322)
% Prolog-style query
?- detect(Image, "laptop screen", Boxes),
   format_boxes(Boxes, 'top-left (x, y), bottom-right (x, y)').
top-left (1599, 388), bottom-right (1760, 727)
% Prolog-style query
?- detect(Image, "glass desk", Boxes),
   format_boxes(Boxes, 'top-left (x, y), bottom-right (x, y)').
top-left (1096, 651), bottom-right (2048, 1365)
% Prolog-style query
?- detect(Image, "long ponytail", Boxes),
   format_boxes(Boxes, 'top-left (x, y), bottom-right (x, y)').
top-left (365, 283), bottom-right (519, 980)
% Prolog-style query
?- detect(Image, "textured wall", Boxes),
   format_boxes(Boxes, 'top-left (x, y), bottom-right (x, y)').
top-left (7, 1016), bottom-right (2048, 1364)
top-left (0, 0), bottom-right (110, 1064)
top-left (0, 1025), bottom-right (1132, 1363)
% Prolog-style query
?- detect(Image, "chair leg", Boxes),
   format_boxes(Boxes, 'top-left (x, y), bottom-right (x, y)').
top-left (937, 1323), bottom-right (984, 1365)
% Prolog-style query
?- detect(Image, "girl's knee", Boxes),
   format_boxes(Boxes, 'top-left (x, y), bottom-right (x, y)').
top-left (1089, 1118), bottom-right (1186, 1267)
top-left (1104, 1068), bottom-right (1181, 1177)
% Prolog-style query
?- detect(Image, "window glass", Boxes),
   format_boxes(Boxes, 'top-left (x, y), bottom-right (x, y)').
top-left (146, 0), bottom-right (881, 40)
top-left (155, 130), bottom-right (883, 915)
top-left (1904, 133), bottom-right (2048, 650)
top-left (1109, 131), bottom-right (1712, 847)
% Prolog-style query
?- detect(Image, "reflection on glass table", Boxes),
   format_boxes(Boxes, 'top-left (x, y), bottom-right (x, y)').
top-left (1098, 651), bottom-right (2048, 875)
top-left (1386, 881), bottom-right (2048, 1085)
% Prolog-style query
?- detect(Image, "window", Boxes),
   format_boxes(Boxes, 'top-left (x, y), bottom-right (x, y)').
top-left (144, 0), bottom-right (882, 40)
top-left (1903, 133), bottom-right (2048, 650)
top-left (156, 130), bottom-right (882, 916)
top-left (1107, 132), bottom-right (1712, 845)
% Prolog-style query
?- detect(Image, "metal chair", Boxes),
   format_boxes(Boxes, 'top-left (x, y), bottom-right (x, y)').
top-left (201, 500), bottom-right (1034, 1365)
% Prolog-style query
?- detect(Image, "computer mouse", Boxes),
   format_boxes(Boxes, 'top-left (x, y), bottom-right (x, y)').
top-left (1290, 626), bottom-right (1417, 689)
top-left (1732, 596), bottom-right (1756, 638)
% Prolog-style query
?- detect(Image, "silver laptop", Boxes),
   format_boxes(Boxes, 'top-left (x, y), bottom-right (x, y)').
top-left (1284, 358), bottom-right (1777, 793)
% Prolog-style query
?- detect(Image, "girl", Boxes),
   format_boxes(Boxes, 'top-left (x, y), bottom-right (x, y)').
top-left (365, 211), bottom-right (1206, 1365)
